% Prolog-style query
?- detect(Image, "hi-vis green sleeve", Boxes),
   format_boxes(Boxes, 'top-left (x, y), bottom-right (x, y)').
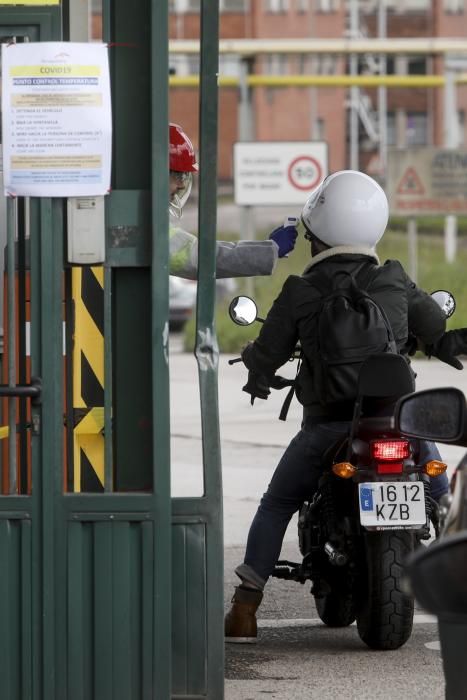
top-left (169, 224), bottom-right (278, 280)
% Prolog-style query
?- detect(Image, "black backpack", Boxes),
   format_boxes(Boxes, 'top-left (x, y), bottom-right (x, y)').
top-left (306, 267), bottom-right (397, 406)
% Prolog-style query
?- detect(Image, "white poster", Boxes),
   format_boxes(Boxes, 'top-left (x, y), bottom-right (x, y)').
top-left (2, 42), bottom-right (112, 197)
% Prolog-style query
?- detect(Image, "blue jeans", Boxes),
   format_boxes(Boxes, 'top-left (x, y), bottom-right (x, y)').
top-left (236, 423), bottom-right (449, 588)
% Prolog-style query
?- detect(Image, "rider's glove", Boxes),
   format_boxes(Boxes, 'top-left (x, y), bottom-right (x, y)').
top-left (403, 333), bottom-right (419, 357)
top-left (426, 328), bottom-right (467, 370)
top-left (242, 371), bottom-right (271, 405)
top-left (269, 225), bottom-right (298, 258)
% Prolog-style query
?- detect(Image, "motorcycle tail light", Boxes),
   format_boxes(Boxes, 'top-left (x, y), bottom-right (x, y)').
top-left (332, 462), bottom-right (356, 479)
top-left (370, 439), bottom-right (410, 461)
top-left (424, 460), bottom-right (448, 477)
top-left (376, 461), bottom-right (403, 474)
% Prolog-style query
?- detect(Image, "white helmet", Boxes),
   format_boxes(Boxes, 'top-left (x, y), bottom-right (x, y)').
top-left (301, 170), bottom-right (389, 248)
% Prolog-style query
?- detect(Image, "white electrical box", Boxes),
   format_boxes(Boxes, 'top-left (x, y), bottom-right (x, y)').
top-left (67, 196), bottom-right (106, 264)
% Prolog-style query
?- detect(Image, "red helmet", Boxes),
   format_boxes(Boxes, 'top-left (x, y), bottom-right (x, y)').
top-left (169, 123), bottom-right (199, 173)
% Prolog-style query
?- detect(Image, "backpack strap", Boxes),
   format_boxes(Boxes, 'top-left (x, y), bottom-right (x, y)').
top-left (303, 268), bottom-right (332, 296)
top-left (278, 382), bottom-right (296, 422)
top-left (354, 261), bottom-right (378, 290)
top-left (354, 263), bottom-right (397, 347)
top-left (306, 262), bottom-right (376, 296)
top-left (278, 354), bottom-right (302, 422)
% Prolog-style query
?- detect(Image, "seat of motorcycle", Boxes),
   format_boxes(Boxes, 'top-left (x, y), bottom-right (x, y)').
top-left (357, 415), bottom-right (396, 434)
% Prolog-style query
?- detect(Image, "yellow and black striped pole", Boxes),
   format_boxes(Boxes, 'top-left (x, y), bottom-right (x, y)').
top-left (72, 266), bottom-right (105, 492)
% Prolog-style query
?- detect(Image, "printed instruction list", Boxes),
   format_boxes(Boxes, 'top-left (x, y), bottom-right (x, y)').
top-left (2, 42), bottom-right (112, 197)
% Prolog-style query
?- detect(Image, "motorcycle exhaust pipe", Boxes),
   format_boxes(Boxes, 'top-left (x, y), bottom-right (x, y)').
top-left (324, 542), bottom-right (348, 567)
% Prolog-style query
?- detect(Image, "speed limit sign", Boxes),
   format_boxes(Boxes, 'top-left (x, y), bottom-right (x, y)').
top-left (234, 141), bottom-right (328, 205)
top-left (287, 156), bottom-right (322, 191)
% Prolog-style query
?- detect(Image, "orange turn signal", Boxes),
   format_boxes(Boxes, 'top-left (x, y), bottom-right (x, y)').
top-left (332, 462), bottom-right (357, 479)
top-left (424, 460), bottom-right (448, 477)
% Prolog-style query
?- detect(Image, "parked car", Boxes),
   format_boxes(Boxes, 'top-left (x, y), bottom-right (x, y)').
top-left (169, 277), bottom-right (197, 330)
top-left (169, 276), bottom-right (235, 330)
top-left (395, 387), bottom-right (467, 700)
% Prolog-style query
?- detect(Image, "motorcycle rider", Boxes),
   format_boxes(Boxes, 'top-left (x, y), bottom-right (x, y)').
top-left (168, 123), bottom-right (298, 278)
top-left (224, 170), bottom-right (467, 644)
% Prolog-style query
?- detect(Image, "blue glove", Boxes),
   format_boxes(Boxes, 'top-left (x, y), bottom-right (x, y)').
top-left (269, 225), bottom-right (298, 258)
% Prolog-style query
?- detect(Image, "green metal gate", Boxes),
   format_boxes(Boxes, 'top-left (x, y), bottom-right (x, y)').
top-left (0, 2), bottom-right (223, 698)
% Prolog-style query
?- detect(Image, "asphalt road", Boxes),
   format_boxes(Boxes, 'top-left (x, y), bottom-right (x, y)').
top-left (170, 338), bottom-right (467, 700)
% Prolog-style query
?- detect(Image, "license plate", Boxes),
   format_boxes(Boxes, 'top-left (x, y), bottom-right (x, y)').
top-left (358, 481), bottom-right (426, 529)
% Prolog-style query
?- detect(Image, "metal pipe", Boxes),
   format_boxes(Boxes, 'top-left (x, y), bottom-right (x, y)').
top-left (170, 37), bottom-right (467, 56)
top-left (324, 541), bottom-right (348, 567)
top-left (378, 1), bottom-right (388, 182)
top-left (349, 0), bottom-right (359, 170)
top-left (238, 57), bottom-right (254, 140)
top-left (408, 218), bottom-right (418, 283)
top-left (443, 68), bottom-right (460, 264)
top-left (444, 70), bottom-right (460, 148)
top-left (238, 57), bottom-right (255, 299)
top-left (170, 74), bottom-right (461, 88)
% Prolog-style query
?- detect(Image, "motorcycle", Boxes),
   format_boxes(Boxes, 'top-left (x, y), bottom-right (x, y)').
top-left (228, 290), bottom-right (455, 651)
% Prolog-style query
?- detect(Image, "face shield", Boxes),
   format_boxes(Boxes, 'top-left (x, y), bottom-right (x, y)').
top-left (169, 170), bottom-right (193, 219)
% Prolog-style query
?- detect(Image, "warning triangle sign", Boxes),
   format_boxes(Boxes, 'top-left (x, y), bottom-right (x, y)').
top-left (396, 167), bottom-right (425, 195)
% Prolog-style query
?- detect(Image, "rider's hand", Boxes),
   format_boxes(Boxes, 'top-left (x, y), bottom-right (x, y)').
top-left (269, 225), bottom-right (298, 258)
top-left (242, 371), bottom-right (271, 404)
top-left (404, 334), bottom-right (419, 357)
top-left (427, 328), bottom-right (467, 370)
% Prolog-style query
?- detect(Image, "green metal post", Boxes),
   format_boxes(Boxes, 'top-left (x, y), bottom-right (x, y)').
top-left (26, 196), bottom-right (65, 699)
top-left (151, 0), bottom-right (172, 696)
top-left (0, 10), bottom-right (61, 700)
top-left (38, 199), bottom-right (65, 700)
top-left (196, 1), bottom-right (224, 696)
top-left (6, 197), bottom-right (17, 494)
top-left (105, 0), bottom-right (154, 492)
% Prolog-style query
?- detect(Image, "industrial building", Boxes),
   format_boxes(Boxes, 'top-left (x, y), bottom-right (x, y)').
top-left (166, 1), bottom-right (467, 181)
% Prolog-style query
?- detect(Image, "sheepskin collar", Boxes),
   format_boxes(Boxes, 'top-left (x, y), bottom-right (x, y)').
top-left (303, 246), bottom-right (380, 274)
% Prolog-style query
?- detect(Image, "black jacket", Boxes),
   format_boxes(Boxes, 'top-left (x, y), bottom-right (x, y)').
top-left (242, 247), bottom-right (447, 422)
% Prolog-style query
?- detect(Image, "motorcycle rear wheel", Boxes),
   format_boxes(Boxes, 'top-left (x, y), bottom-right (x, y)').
top-left (356, 530), bottom-right (414, 650)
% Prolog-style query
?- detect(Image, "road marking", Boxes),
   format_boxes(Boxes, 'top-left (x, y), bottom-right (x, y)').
top-left (258, 614), bottom-right (437, 629)
top-left (425, 641), bottom-right (441, 651)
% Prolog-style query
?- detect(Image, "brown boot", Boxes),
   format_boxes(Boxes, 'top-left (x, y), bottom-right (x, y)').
top-left (224, 586), bottom-right (263, 644)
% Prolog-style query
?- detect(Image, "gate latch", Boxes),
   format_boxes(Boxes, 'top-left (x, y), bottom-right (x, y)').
top-left (0, 376), bottom-right (42, 405)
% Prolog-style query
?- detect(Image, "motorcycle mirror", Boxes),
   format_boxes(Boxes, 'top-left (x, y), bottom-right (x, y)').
top-left (228, 296), bottom-right (258, 326)
top-left (431, 290), bottom-right (456, 318)
top-left (395, 387), bottom-right (467, 444)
